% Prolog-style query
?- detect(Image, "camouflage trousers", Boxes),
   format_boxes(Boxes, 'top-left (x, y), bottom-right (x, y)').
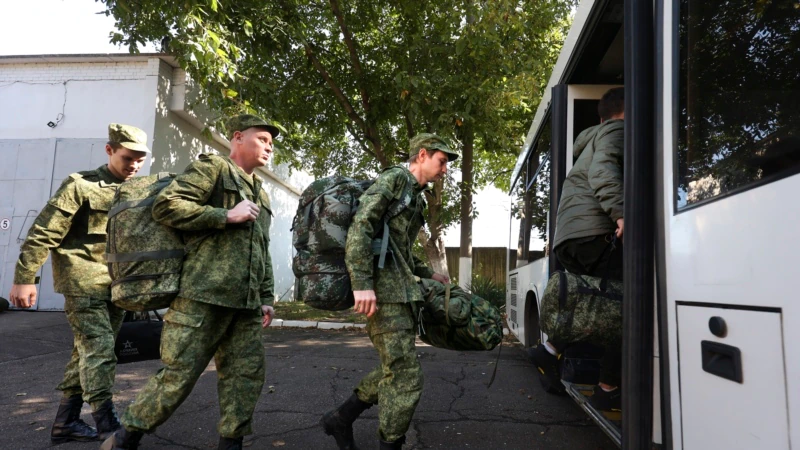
top-left (355, 303), bottom-right (423, 442)
top-left (121, 297), bottom-right (265, 438)
top-left (57, 296), bottom-right (124, 410)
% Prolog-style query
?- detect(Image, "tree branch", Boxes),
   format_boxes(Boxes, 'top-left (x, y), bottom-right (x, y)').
top-left (303, 44), bottom-right (368, 135)
top-left (403, 110), bottom-right (415, 138)
top-left (345, 122), bottom-right (377, 159)
top-left (329, 0), bottom-right (369, 110)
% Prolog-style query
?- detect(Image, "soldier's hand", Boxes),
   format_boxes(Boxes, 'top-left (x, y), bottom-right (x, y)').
top-left (353, 290), bottom-right (378, 318)
top-left (615, 218), bottom-right (624, 239)
top-left (226, 200), bottom-right (260, 223)
top-left (9, 284), bottom-right (37, 309)
top-left (431, 273), bottom-right (450, 284)
top-left (261, 305), bottom-right (274, 328)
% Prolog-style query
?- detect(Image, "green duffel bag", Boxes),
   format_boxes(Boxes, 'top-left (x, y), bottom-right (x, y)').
top-left (539, 270), bottom-right (623, 348)
top-left (417, 278), bottom-right (503, 351)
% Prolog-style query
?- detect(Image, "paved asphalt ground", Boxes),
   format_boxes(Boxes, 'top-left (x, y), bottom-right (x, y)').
top-left (0, 311), bottom-right (613, 450)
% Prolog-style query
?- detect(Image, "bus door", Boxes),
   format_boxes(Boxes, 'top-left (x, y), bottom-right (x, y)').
top-left (661, 0), bottom-right (800, 447)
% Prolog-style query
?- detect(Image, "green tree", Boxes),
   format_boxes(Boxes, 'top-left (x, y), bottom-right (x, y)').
top-left (99, 0), bottom-right (574, 276)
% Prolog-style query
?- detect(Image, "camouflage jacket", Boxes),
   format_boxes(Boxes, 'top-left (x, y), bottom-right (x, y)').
top-left (346, 166), bottom-right (434, 304)
top-left (14, 165), bottom-right (122, 298)
top-left (151, 154), bottom-right (274, 309)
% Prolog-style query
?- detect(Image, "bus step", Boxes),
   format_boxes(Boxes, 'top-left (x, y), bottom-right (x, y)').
top-left (562, 381), bottom-right (622, 448)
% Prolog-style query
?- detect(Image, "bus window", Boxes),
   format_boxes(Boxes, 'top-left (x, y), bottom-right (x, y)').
top-left (677, 0), bottom-right (800, 210)
top-left (512, 122), bottom-right (551, 268)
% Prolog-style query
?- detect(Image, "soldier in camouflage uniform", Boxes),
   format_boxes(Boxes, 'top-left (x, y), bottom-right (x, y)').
top-left (321, 134), bottom-right (458, 450)
top-left (9, 124), bottom-right (149, 443)
top-left (530, 87), bottom-right (626, 412)
top-left (102, 114), bottom-right (278, 450)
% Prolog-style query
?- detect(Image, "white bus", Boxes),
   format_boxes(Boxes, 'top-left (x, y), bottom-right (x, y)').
top-left (506, 0), bottom-right (799, 448)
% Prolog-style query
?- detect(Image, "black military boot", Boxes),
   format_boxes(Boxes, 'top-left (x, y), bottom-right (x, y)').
top-left (320, 394), bottom-right (373, 450)
top-left (99, 427), bottom-right (144, 450)
top-left (50, 394), bottom-right (99, 443)
top-left (218, 436), bottom-right (244, 450)
top-left (92, 399), bottom-right (122, 439)
top-left (379, 435), bottom-right (406, 450)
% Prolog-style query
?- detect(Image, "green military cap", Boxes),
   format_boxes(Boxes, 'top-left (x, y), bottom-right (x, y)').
top-left (108, 123), bottom-right (150, 153)
top-left (226, 114), bottom-right (280, 139)
top-left (409, 133), bottom-right (459, 162)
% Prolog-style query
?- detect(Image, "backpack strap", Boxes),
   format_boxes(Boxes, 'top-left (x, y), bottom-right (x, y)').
top-left (374, 172), bottom-right (417, 269)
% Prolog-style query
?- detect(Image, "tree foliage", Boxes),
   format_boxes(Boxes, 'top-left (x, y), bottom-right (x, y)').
top-left (100, 0), bottom-right (575, 258)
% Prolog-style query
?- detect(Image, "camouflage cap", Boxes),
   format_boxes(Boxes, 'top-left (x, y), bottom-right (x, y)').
top-left (108, 123), bottom-right (150, 153)
top-left (409, 133), bottom-right (459, 162)
top-left (226, 114), bottom-right (280, 139)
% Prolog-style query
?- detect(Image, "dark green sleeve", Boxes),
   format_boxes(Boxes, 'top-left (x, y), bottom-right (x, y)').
top-left (345, 170), bottom-right (404, 291)
top-left (14, 178), bottom-right (82, 284)
top-left (152, 158), bottom-right (228, 231)
top-left (588, 127), bottom-right (624, 221)
top-left (412, 255), bottom-right (435, 279)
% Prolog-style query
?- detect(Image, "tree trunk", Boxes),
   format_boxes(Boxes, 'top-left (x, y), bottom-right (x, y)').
top-left (418, 228), bottom-right (450, 277)
top-left (420, 179), bottom-right (450, 278)
top-left (459, 125), bottom-right (474, 288)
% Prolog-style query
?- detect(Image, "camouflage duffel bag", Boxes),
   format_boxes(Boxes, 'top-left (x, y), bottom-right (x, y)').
top-left (417, 278), bottom-right (503, 351)
top-left (539, 271), bottom-right (623, 348)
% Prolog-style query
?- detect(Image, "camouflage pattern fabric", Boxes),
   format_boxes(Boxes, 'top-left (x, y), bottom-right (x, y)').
top-left (539, 271), bottom-right (623, 349)
top-left (416, 278), bottom-right (471, 327)
top-left (107, 173), bottom-right (183, 311)
top-left (108, 123), bottom-right (150, 153)
top-left (354, 303), bottom-right (422, 442)
top-left (346, 166), bottom-right (434, 303)
top-left (14, 165), bottom-right (122, 298)
top-left (417, 279), bottom-right (503, 351)
top-left (408, 133), bottom-right (459, 162)
top-left (57, 296), bottom-right (124, 409)
top-left (121, 297), bottom-right (265, 438)
top-left (292, 176), bottom-right (374, 310)
top-left (224, 114), bottom-right (280, 138)
top-left (151, 154), bottom-right (275, 309)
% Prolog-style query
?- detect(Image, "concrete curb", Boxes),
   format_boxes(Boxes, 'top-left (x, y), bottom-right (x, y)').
top-left (274, 319), bottom-right (366, 329)
top-left (273, 319), bottom-right (504, 334)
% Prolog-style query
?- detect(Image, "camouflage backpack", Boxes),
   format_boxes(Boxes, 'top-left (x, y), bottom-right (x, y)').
top-left (106, 172), bottom-right (183, 312)
top-left (291, 169), bottom-right (414, 311)
top-left (107, 157), bottom-right (251, 312)
top-left (417, 278), bottom-right (504, 351)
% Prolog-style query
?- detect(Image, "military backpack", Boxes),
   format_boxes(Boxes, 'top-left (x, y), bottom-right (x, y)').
top-left (291, 169), bottom-right (414, 311)
top-left (107, 156), bottom-right (253, 312)
top-left (106, 173), bottom-right (184, 311)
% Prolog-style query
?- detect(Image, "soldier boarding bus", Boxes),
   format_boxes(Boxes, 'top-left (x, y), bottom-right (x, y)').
top-left (506, 0), bottom-right (799, 448)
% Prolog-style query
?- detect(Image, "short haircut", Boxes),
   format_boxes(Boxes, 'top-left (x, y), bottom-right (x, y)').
top-left (598, 87), bottom-right (625, 121)
top-left (408, 148), bottom-right (437, 164)
top-left (107, 141), bottom-right (124, 151)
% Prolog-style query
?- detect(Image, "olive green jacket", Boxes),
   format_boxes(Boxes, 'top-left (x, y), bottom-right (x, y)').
top-left (553, 119), bottom-right (624, 249)
top-left (151, 154), bottom-right (274, 309)
top-left (15, 165), bottom-right (122, 298)
top-left (346, 166), bottom-right (434, 304)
